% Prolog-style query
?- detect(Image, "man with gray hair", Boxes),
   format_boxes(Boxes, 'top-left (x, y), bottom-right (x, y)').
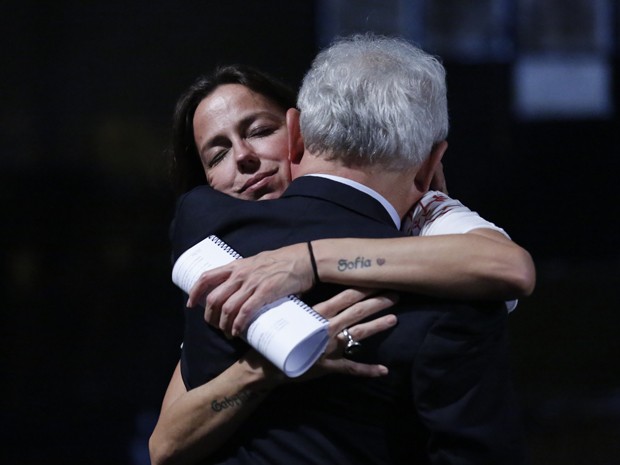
top-left (170, 34), bottom-right (524, 464)
top-left (290, 33), bottom-right (449, 225)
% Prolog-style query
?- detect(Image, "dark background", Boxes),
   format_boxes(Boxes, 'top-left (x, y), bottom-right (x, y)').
top-left (2, 1), bottom-right (619, 464)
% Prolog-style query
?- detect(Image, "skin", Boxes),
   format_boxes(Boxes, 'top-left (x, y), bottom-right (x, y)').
top-left (193, 84), bottom-right (292, 201)
top-left (150, 83), bottom-right (535, 464)
top-left (193, 231), bottom-right (533, 337)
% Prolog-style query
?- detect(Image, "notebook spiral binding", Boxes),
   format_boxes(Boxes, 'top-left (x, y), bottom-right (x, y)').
top-left (208, 235), bottom-right (243, 260)
top-left (288, 295), bottom-right (328, 323)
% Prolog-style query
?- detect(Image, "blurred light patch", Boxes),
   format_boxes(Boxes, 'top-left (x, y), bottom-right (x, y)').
top-left (513, 55), bottom-right (613, 120)
top-left (425, 0), bottom-right (514, 62)
top-left (316, 0), bottom-right (406, 48)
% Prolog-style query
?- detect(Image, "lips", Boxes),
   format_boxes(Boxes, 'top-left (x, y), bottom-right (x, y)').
top-left (238, 169), bottom-right (278, 194)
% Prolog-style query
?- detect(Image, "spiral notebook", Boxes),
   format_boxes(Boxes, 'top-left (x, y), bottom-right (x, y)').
top-left (172, 235), bottom-right (329, 378)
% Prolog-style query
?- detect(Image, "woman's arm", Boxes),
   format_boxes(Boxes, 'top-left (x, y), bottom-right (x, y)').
top-left (149, 355), bottom-right (279, 465)
top-left (149, 290), bottom-right (397, 465)
top-left (188, 193), bottom-right (534, 337)
top-left (311, 231), bottom-right (534, 298)
top-left (193, 233), bottom-right (533, 336)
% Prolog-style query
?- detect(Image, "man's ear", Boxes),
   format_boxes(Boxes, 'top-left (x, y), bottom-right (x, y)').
top-left (414, 141), bottom-right (448, 193)
top-left (286, 108), bottom-right (304, 165)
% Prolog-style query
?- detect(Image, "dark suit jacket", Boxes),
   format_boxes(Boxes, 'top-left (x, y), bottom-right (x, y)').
top-left (171, 176), bottom-right (524, 465)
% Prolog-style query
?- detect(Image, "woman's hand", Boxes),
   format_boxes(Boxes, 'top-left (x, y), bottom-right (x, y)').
top-left (300, 288), bottom-right (398, 379)
top-left (248, 287), bottom-right (398, 381)
top-left (246, 288), bottom-right (397, 382)
top-left (430, 161), bottom-right (448, 194)
top-left (246, 288), bottom-right (398, 381)
top-left (187, 243), bottom-right (315, 336)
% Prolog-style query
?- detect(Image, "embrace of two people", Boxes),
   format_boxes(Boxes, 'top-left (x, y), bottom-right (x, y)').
top-left (150, 34), bottom-right (535, 465)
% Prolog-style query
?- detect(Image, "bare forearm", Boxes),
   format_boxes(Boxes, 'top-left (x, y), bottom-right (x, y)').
top-left (188, 231), bottom-right (535, 337)
top-left (149, 356), bottom-right (282, 465)
top-left (312, 233), bottom-right (535, 300)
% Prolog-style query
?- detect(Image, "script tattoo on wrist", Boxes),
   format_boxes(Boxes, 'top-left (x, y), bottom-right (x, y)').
top-left (211, 389), bottom-right (262, 412)
top-left (337, 257), bottom-right (386, 272)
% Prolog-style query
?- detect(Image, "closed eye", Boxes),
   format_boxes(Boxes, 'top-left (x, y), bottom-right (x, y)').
top-left (248, 125), bottom-right (277, 138)
top-left (208, 148), bottom-right (229, 167)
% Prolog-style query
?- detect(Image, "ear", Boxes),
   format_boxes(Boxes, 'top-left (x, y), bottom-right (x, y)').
top-left (414, 141), bottom-right (448, 194)
top-left (286, 108), bottom-right (304, 165)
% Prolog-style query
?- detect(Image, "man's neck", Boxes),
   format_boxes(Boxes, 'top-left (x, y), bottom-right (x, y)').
top-left (304, 173), bottom-right (402, 228)
top-left (293, 154), bottom-right (422, 219)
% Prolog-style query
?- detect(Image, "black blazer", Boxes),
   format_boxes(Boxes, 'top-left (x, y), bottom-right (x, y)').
top-left (171, 176), bottom-right (524, 465)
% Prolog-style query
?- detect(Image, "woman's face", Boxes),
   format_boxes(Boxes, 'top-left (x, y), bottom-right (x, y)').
top-left (193, 84), bottom-right (292, 201)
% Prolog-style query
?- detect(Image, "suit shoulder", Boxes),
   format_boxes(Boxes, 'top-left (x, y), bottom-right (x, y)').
top-left (177, 185), bottom-right (227, 209)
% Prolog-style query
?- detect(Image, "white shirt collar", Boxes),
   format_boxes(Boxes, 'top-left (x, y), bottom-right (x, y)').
top-left (304, 174), bottom-right (401, 229)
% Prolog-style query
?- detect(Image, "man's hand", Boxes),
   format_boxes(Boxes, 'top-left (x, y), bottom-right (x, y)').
top-left (186, 243), bottom-right (315, 336)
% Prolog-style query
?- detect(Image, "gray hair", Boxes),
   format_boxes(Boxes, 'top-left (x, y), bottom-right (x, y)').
top-left (297, 34), bottom-right (448, 170)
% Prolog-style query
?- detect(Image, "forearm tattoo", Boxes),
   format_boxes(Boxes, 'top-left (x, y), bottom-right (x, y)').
top-left (211, 389), bottom-right (262, 412)
top-left (337, 256), bottom-right (386, 272)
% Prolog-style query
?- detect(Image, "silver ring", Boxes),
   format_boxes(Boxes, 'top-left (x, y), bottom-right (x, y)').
top-left (341, 328), bottom-right (362, 356)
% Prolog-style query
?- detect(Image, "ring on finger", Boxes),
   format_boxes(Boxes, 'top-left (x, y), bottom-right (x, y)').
top-left (341, 328), bottom-right (362, 356)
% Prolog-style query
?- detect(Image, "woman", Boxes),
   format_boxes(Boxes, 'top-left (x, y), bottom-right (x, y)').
top-left (150, 65), bottom-right (534, 464)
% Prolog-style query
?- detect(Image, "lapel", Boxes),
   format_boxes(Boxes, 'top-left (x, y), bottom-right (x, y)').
top-left (281, 176), bottom-right (397, 229)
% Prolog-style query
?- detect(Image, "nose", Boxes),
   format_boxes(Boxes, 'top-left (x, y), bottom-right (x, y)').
top-left (233, 139), bottom-right (260, 173)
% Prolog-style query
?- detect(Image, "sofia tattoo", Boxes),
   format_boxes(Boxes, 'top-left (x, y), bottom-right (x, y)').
top-left (337, 257), bottom-right (386, 272)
